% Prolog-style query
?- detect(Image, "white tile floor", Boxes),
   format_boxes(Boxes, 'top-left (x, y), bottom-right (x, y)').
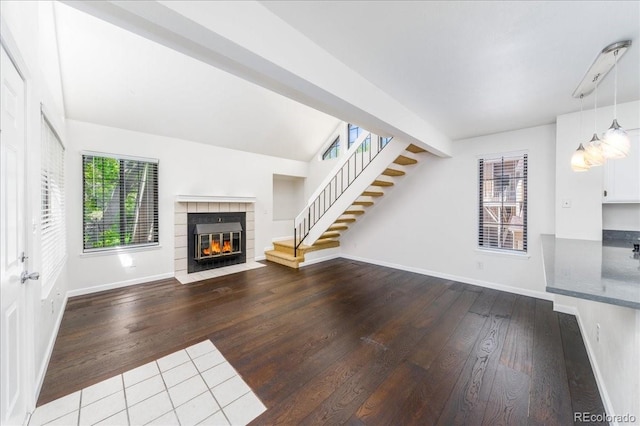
top-left (29, 340), bottom-right (266, 426)
top-left (175, 262), bottom-right (266, 285)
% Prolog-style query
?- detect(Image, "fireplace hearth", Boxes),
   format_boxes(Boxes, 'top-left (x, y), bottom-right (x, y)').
top-left (188, 212), bottom-right (246, 273)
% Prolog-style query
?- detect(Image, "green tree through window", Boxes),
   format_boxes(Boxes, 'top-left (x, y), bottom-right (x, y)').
top-left (83, 154), bottom-right (158, 251)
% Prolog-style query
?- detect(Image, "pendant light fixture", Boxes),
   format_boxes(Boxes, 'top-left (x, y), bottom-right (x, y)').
top-left (571, 95), bottom-right (591, 172)
top-left (571, 144), bottom-right (590, 172)
top-left (601, 46), bottom-right (631, 159)
top-left (570, 40), bottom-right (632, 172)
top-left (585, 78), bottom-right (604, 166)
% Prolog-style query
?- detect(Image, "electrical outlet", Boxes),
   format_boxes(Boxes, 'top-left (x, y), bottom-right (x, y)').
top-left (477, 261), bottom-right (484, 270)
top-left (596, 323), bottom-right (600, 343)
top-left (561, 199), bottom-right (571, 208)
top-left (51, 300), bottom-right (54, 314)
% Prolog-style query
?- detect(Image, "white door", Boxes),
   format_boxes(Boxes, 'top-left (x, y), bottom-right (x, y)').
top-left (1, 44), bottom-right (29, 426)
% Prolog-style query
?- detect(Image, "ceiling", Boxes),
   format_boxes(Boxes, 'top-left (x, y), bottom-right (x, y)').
top-left (53, 2), bottom-right (341, 162)
top-left (54, 1), bottom-right (640, 160)
top-left (264, 1), bottom-right (640, 140)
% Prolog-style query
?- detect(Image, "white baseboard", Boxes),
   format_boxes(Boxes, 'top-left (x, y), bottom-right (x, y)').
top-left (340, 254), bottom-right (553, 301)
top-left (34, 292), bottom-right (68, 403)
top-left (300, 249), bottom-right (341, 267)
top-left (67, 273), bottom-right (174, 298)
top-left (552, 303), bottom-right (578, 315)
top-left (254, 255), bottom-right (266, 261)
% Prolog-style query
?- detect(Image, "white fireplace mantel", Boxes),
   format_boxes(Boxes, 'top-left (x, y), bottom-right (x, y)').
top-left (175, 195), bottom-right (256, 203)
top-left (174, 196), bottom-right (256, 281)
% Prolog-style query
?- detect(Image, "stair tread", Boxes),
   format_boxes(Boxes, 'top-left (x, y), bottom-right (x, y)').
top-left (371, 180), bottom-right (394, 187)
top-left (382, 168), bottom-right (405, 177)
top-left (406, 144), bottom-right (427, 153)
top-left (328, 225), bottom-right (349, 231)
top-left (321, 231), bottom-right (341, 238)
top-left (362, 191), bottom-right (384, 197)
top-left (335, 218), bottom-right (357, 223)
top-left (353, 201), bottom-right (374, 206)
top-left (394, 155), bottom-right (418, 165)
top-left (272, 239), bottom-right (296, 249)
top-left (315, 238), bottom-right (340, 245)
top-left (343, 210), bottom-right (365, 215)
top-left (271, 237), bottom-right (339, 256)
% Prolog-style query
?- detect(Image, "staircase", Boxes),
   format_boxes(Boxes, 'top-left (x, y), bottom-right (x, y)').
top-left (265, 132), bottom-right (427, 268)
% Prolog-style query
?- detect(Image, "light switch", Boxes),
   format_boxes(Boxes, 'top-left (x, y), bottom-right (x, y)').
top-left (561, 199), bottom-right (571, 208)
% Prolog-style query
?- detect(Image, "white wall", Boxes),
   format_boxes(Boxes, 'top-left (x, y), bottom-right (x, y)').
top-left (561, 296), bottom-right (640, 424)
top-left (603, 204), bottom-right (640, 231)
top-left (341, 124), bottom-right (556, 296)
top-left (554, 100), bottom-right (640, 422)
top-left (65, 120), bottom-right (308, 292)
top-left (273, 175), bottom-right (305, 221)
top-left (1, 0), bottom-right (69, 410)
top-left (305, 122), bottom-right (346, 201)
top-left (272, 174), bottom-right (305, 239)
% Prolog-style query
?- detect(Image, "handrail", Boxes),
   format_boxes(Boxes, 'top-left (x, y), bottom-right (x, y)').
top-left (293, 132), bottom-right (392, 256)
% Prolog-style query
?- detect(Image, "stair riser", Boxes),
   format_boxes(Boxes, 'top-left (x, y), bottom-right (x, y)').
top-left (265, 253), bottom-right (300, 269)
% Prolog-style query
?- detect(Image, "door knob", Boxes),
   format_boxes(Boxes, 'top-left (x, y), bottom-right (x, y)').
top-left (21, 271), bottom-right (40, 284)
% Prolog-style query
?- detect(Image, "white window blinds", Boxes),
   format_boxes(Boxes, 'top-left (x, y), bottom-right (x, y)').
top-left (478, 153), bottom-right (528, 253)
top-left (82, 153), bottom-right (159, 252)
top-left (41, 115), bottom-right (66, 289)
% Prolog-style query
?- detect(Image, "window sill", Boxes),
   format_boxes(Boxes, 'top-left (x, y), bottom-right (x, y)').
top-left (475, 248), bottom-right (530, 259)
top-left (80, 245), bottom-right (162, 258)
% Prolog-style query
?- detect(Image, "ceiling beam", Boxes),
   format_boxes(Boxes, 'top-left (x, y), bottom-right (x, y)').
top-left (62, 0), bottom-right (452, 157)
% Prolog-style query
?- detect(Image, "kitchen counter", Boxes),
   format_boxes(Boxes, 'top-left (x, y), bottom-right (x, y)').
top-left (541, 234), bottom-right (640, 310)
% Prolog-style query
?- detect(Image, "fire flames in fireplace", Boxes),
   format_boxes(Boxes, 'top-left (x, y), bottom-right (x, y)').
top-left (194, 222), bottom-right (243, 261)
top-left (203, 241), bottom-right (221, 256)
top-left (201, 240), bottom-right (232, 256)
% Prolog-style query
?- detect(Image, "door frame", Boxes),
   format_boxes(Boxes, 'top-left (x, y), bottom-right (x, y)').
top-left (1, 17), bottom-right (37, 423)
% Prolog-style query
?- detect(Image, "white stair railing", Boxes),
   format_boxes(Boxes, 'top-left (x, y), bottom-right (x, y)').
top-left (293, 131), bottom-right (394, 256)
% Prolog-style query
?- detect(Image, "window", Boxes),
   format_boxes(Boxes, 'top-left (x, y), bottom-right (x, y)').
top-left (478, 153), bottom-right (527, 252)
top-left (322, 136), bottom-right (340, 160)
top-left (41, 115), bottom-right (65, 289)
top-left (83, 153), bottom-right (159, 252)
top-left (379, 136), bottom-right (392, 149)
top-left (348, 123), bottom-right (370, 151)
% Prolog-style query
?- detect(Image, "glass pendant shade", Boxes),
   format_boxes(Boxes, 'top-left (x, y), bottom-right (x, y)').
top-left (584, 133), bottom-right (605, 166)
top-left (601, 119), bottom-right (630, 159)
top-left (571, 144), bottom-right (591, 172)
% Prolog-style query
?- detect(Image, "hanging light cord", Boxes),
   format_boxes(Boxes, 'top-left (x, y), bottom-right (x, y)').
top-left (579, 94), bottom-right (584, 138)
top-left (613, 49), bottom-right (619, 119)
top-left (593, 75), bottom-right (599, 134)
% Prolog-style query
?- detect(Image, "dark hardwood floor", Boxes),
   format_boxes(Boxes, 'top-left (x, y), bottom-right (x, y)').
top-left (39, 259), bottom-right (606, 425)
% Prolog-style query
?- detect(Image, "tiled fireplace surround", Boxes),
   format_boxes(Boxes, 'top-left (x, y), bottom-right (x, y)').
top-left (174, 200), bottom-right (255, 283)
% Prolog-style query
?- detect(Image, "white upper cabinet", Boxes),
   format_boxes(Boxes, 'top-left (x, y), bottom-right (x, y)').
top-left (603, 128), bottom-right (640, 203)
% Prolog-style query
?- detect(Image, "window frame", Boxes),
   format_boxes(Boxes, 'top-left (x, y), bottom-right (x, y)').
top-left (348, 123), bottom-right (371, 152)
top-left (82, 151), bottom-right (159, 253)
top-left (379, 135), bottom-right (392, 149)
top-left (321, 136), bottom-right (340, 160)
top-left (478, 152), bottom-right (528, 254)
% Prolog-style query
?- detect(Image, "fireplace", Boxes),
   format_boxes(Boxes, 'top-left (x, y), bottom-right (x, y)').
top-left (194, 222), bottom-right (242, 260)
top-left (188, 212), bottom-right (246, 273)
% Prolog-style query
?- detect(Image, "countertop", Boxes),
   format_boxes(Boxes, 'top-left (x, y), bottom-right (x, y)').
top-left (541, 234), bottom-right (640, 310)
